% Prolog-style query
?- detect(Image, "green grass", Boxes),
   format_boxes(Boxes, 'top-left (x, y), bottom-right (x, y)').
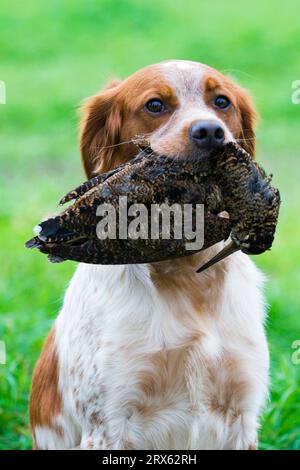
top-left (0, 0), bottom-right (300, 450)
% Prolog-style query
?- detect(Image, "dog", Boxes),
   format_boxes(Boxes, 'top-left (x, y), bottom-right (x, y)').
top-left (29, 60), bottom-right (268, 450)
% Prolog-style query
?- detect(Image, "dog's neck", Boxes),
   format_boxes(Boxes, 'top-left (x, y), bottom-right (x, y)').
top-left (149, 241), bottom-right (228, 275)
top-left (149, 242), bottom-right (229, 315)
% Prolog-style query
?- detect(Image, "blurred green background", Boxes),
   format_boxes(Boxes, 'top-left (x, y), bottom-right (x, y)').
top-left (0, 0), bottom-right (300, 450)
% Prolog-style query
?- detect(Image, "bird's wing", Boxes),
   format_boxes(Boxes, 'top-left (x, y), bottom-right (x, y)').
top-left (59, 151), bottom-right (150, 205)
top-left (59, 168), bottom-right (121, 205)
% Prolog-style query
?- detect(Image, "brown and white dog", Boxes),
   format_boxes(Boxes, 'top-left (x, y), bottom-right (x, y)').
top-left (30, 60), bottom-right (268, 450)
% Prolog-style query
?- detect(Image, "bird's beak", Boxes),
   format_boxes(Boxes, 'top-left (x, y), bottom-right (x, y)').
top-left (196, 241), bottom-right (240, 273)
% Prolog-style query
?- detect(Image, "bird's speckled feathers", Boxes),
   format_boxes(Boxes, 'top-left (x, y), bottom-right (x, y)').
top-left (26, 143), bottom-right (280, 268)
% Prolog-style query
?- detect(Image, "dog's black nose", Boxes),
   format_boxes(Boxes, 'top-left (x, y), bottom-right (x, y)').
top-left (189, 120), bottom-right (225, 149)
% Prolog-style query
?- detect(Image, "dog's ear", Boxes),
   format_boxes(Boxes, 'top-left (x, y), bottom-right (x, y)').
top-left (236, 86), bottom-right (258, 158)
top-left (80, 78), bottom-right (123, 178)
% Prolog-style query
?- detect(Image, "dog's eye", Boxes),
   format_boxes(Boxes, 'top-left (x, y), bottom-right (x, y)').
top-left (214, 95), bottom-right (231, 110)
top-left (145, 99), bottom-right (165, 114)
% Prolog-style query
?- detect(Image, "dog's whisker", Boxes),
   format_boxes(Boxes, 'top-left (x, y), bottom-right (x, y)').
top-left (95, 139), bottom-right (137, 152)
top-left (236, 138), bottom-right (256, 142)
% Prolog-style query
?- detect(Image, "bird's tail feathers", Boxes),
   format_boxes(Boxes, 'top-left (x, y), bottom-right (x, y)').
top-left (33, 217), bottom-right (76, 243)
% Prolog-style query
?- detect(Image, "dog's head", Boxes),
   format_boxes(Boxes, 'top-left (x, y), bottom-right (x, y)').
top-left (80, 60), bottom-right (257, 178)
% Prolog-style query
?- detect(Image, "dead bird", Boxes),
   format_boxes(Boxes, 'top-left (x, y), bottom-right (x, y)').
top-left (25, 143), bottom-right (280, 270)
top-left (25, 150), bottom-right (230, 264)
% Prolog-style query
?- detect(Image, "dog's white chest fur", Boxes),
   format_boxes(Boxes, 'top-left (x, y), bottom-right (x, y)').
top-left (38, 252), bottom-right (269, 450)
